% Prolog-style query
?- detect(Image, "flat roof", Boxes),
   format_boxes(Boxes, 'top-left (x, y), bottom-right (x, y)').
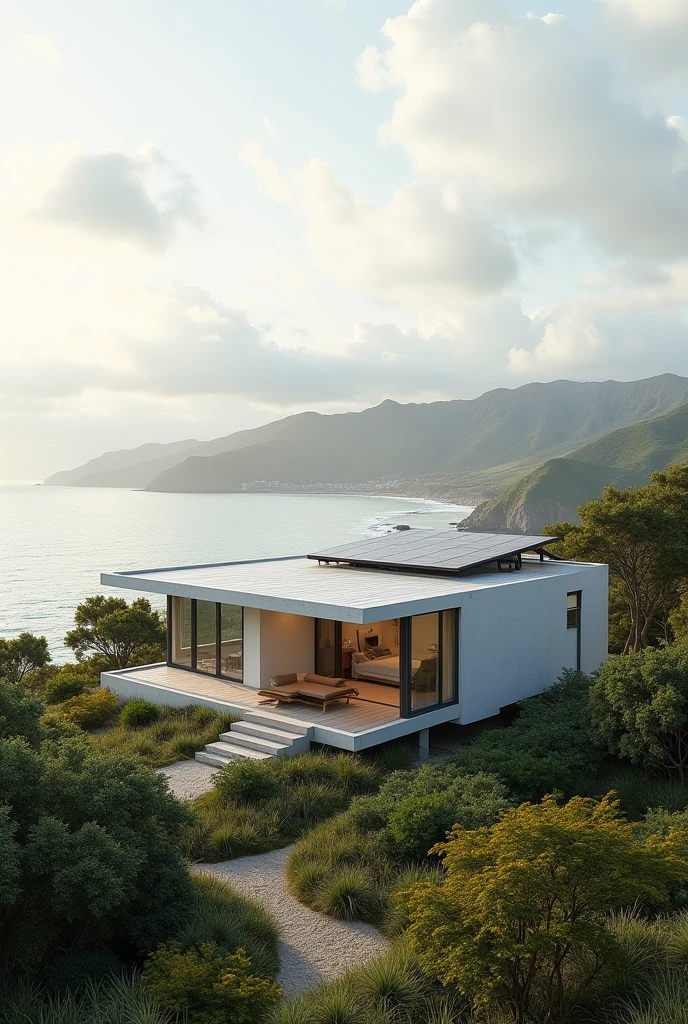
top-left (309, 530), bottom-right (557, 576)
top-left (102, 552), bottom-right (598, 624)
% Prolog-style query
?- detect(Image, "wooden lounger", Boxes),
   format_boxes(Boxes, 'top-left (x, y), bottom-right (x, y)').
top-left (258, 673), bottom-right (359, 712)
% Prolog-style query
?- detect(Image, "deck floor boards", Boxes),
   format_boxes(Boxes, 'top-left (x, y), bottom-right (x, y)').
top-left (111, 664), bottom-right (401, 735)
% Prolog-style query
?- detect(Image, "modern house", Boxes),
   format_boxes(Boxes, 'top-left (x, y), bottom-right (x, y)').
top-left (101, 530), bottom-right (608, 762)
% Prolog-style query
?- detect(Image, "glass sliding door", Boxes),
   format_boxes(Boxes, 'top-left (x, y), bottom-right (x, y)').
top-left (168, 597), bottom-right (244, 682)
top-left (170, 597), bottom-right (193, 668)
top-left (219, 604), bottom-right (243, 681)
top-left (410, 612), bottom-right (440, 711)
top-left (315, 619), bottom-right (341, 677)
top-left (400, 609), bottom-right (458, 717)
top-left (196, 600), bottom-right (217, 675)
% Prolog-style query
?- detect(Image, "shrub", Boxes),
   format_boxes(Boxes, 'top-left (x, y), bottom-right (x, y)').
top-left (120, 698), bottom-right (162, 729)
top-left (387, 791), bottom-right (458, 861)
top-left (214, 759), bottom-right (281, 805)
top-left (0, 679), bottom-right (44, 746)
top-left (589, 640), bottom-right (688, 784)
top-left (451, 669), bottom-right (601, 801)
top-left (141, 941), bottom-right (282, 1024)
top-left (43, 669), bottom-right (89, 705)
top-left (0, 975), bottom-right (171, 1024)
top-left (55, 687), bottom-right (118, 730)
top-left (0, 735), bottom-right (194, 972)
top-left (93, 705), bottom-right (239, 770)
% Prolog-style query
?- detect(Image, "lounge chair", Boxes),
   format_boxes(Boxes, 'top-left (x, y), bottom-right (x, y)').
top-left (258, 672), bottom-right (359, 712)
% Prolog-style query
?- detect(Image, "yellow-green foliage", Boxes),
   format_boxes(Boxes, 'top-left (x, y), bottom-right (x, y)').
top-left (401, 794), bottom-right (688, 1024)
top-left (49, 687), bottom-right (119, 730)
top-left (92, 705), bottom-right (239, 770)
top-left (141, 941), bottom-right (281, 1024)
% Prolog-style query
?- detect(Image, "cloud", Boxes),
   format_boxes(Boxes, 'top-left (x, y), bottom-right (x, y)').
top-left (12, 32), bottom-right (61, 68)
top-left (359, 1), bottom-right (688, 261)
top-left (241, 144), bottom-right (517, 306)
top-left (34, 146), bottom-right (203, 249)
top-left (595, 0), bottom-right (688, 87)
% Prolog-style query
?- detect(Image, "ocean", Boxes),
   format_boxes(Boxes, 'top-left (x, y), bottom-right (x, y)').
top-left (0, 485), bottom-right (472, 660)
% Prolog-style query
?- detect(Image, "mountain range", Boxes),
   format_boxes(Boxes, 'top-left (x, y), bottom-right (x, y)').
top-left (44, 374), bottom-right (688, 521)
top-left (463, 399), bottom-right (688, 532)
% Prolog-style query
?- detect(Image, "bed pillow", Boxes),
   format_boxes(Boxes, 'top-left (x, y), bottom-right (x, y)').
top-left (363, 647), bottom-right (378, 660)
top-left (351, 652), bottom-right (366, 663)
top-left (370, 645), bottom-right (391, 658)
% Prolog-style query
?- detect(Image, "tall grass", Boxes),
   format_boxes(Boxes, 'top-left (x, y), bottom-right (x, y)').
top-left (0, 975), bottom-right (174, 1024)
top-left (187, 745), bottom-right (414, 862)
top-left (176, 873), bottom-right (280, 978)
top-left (268, 943), bottom-right (430, 1024)
top-left (92, 704), bottom-right (239, 769)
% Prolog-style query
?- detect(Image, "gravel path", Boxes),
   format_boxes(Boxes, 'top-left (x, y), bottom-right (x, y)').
top-left (197, 846), bottom-right (389, 995)
top-left (159, 760), bottom-right (219, 800)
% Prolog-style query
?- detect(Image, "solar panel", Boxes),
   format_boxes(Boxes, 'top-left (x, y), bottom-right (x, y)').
top-left (308, 530), bottom-right (559, 576)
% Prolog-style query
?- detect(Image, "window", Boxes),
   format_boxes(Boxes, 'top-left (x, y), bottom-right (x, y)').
top-left (196, 600), bottom-right (217, 675)
top-left (567, 591), bottom-right (581, 629)
top-left (169, 598), bottom-right (243, 681)
top-left (220, 604), bottom-right (243, 681)
top-left (401, 609), bottom-right (458, 717)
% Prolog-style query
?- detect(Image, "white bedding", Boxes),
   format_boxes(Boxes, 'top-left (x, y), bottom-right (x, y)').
top-left (352, 654), bottom-right (421, 685)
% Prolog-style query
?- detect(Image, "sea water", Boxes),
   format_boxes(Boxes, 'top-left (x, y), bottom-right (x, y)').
top-left (0, 485), bottom-right (472, 659)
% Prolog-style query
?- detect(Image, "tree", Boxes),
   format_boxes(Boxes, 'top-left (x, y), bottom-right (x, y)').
top-left (400, 794), bottom-right (688, 1024)
top-left (64, 595), bottom-right (166, 670)
top-left (0, 633), bottom-right (51, 683)
top-left (589, 639), bottom-right (688, 784)
top-left (0, 683), bottom-right (193, 972)
top-left (0, 678), bottom-right (44, 747)
top-left (547, 464), bottom-right (688, 652)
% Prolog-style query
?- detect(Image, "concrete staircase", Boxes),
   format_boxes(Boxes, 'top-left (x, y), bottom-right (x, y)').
top-left (195, 710), bottom-right (312, 766)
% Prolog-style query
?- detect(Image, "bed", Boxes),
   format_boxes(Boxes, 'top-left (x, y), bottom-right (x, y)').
top-left (351, 653), bottom-right (421, 686)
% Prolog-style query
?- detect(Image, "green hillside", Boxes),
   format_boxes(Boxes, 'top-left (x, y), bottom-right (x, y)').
top-left (463, 402), bottom-right (688, 532)
top-left (43, 373), bottom-right (688, 496)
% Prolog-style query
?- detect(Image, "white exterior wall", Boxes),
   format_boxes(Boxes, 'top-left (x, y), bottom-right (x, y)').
top-left (259, 610), bottom-right (315, 688)
top-left (455, 562), bottom-right (608, 724)
top-left (242, 607), bottom-right (262, 689)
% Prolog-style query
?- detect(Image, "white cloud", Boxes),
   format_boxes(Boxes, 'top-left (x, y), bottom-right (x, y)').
top-left (359, 1), bottom-right (688, 261)
top-left (240, 140), bottom-right (292, 203)
top-left (12, 32), bottom-right (61, 68)
top-left (34, 146), bottom-right (203, 249)
top-left (595, 0), bottom-right (688, 86)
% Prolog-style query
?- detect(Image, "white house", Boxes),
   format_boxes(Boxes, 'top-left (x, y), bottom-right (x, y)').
top-left (101, 530), bottom-right (608, 761)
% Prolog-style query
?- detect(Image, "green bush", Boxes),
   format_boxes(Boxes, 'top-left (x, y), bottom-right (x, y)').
top-left (141, 941), bottom-right (282, 1024)
top-left (0, 733), bottom-right (193, 973)
top-left (120, 698), bottom-right (162, 729)
top-left (43, 669), bottom-right (89, 705)
top-left (286, 765), bottom-right (510, 928)
top-left (451, 669), bottom-right (601, 801)
top-left (214, 758), bottom-right (281, 805)
top-left (55, 687), bottom-right (119, 730)
top-left (0, 679), bottom-right (44, 746)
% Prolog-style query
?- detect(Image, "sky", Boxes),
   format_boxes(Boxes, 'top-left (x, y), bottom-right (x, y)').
top-left (3, 0), bottom-right (688, 479)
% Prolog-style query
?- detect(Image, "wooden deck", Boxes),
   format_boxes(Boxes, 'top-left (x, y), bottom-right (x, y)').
top-left (103, 663), bottom-right (428, 751)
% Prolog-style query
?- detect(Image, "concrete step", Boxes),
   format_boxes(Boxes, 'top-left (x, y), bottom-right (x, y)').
top-left (231, 721), bottom-right (309, 745)
top-left (216, 732), bottom-right (289, 755)
top-left (242, 709), bottom-right (313, 736)
top-left (201, 740), bottom-right (272, 763)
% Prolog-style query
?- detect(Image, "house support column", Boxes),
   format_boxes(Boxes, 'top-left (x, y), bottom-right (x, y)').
top-left (418, 728), bottom-right (430, 761)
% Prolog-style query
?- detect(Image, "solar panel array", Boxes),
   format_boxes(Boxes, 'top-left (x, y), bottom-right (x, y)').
top-left (308, 530), bottom-right (558, 576)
